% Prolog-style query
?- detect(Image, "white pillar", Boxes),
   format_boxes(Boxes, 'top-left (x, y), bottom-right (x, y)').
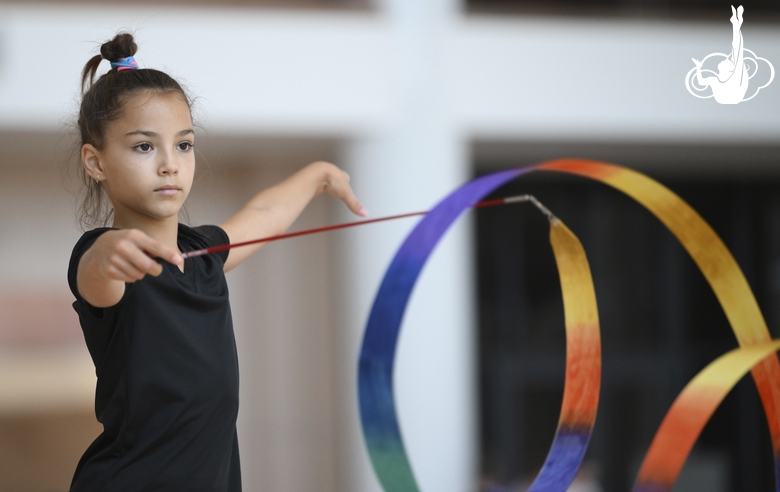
top-left (333, 1), bottom-right (477, 491)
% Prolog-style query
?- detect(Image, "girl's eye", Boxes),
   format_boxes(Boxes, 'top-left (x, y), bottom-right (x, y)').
top-left (135, 143), bottom-right (152, 153)
top-left (178, 142), bottom-right (193, 151)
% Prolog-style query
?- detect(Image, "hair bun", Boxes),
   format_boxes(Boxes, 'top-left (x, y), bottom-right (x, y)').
top-left (99, 32), bottom-right (137, 63)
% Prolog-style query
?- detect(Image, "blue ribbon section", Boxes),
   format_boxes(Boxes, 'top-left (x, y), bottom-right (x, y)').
top-left (357, 169), bottom-right (527, 491)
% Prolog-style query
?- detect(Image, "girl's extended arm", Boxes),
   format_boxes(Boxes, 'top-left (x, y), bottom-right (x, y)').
top-left (77, 229), bottom-right (184, 307)
top-left (219, 161), bottom-right (366, 272)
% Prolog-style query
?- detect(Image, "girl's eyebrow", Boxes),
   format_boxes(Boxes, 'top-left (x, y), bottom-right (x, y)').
top-left (124, 129), bottom-right (194, 137)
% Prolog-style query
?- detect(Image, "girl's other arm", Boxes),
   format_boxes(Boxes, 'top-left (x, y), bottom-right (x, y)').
top-left (219, 161), bottom-right (366, 272)
top-left (77, 230), bottom-right (183, 307)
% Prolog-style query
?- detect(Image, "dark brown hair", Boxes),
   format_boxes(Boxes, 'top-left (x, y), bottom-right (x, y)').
top-left (76, 32), bottom-right (192, 229)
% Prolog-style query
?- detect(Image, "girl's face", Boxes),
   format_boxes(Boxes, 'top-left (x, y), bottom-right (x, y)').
top-left (83, 90), bottom-right (195, 227)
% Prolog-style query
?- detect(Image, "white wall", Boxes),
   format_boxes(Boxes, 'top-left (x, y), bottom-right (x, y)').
top-left (1, 3), bottom-right (778, 140)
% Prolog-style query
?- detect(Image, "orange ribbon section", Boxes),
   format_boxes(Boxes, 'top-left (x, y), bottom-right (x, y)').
top-left (634, 341), bottom-right (780, 491)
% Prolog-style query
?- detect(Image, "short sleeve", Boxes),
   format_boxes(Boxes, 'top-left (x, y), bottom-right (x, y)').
top-left (67, 228), bottom-right (114, 307)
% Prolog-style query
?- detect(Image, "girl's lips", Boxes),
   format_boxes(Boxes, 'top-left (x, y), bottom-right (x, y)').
top-left (154, 186), bottom-right (181, 196)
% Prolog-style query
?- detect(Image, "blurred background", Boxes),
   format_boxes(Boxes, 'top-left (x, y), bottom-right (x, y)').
top-left (0, 0), bottom-right (779, 491)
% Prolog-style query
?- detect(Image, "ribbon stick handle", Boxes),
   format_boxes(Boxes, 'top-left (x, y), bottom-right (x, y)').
top-left (181, 195), bottom-right (536, 259)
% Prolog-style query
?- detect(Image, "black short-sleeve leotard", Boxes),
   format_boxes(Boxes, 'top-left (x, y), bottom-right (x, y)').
top-left (67, 224), bottom-right (241, 492)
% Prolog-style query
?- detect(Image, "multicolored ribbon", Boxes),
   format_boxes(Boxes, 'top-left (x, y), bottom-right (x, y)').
top-left (357, 159), bottom-right (780, 491)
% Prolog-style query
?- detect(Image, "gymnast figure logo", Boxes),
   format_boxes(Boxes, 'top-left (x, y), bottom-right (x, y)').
top-left (685, 5), bottom-right (774, 104)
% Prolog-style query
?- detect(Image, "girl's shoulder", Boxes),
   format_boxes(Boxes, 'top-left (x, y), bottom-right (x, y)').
top-left (179, 223), bottom-right (227, 243)
top-left (178, 224), bottom-right (230, 261)
top-left (72, 227), bottom-right (116, 251)
top-left (67, 227), bottom-right (116, 312)
top-left (69, 227), bottom-right (116, 272)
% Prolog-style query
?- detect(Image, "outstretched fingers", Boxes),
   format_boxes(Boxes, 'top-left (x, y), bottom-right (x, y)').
top-left (339, 179), bottom-right (368, 217)
top-left (322, 166), bottom-right (369, 217)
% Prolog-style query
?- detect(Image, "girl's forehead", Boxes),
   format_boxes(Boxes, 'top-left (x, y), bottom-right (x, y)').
top-left (115, 91), bottom-right (192, 131)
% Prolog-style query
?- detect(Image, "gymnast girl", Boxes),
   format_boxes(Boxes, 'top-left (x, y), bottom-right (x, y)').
top-left (68, 32), bottom-right (366, 491)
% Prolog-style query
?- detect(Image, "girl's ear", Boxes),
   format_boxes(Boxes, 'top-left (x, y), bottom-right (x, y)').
top-left (81, 144), bottom-right (104, 181)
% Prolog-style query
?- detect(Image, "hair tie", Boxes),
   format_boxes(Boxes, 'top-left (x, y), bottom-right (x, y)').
top-left (111, 56), bottom-right (139, 72)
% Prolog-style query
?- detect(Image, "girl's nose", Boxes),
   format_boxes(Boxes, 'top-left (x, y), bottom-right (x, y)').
top-left (158, 149), bottom-right (179, 175)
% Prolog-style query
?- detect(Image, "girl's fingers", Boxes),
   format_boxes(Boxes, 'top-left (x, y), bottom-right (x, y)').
top-left (129, 230), bottom-right (183, 266)
top-left (132, 252), bottom-right (164, 277)
top-left (110, 254), bottom-right (152, 282)
top-left (346, 194), bottom-right (369, 217)
top-left (106, 230), bottom-right (175, 280)
top-left (113, 236), bottom-right (163, 277)
top-left (333, 185), bottom-right (367, 217)
top-left (327, 170), bottom-right (368, 217)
